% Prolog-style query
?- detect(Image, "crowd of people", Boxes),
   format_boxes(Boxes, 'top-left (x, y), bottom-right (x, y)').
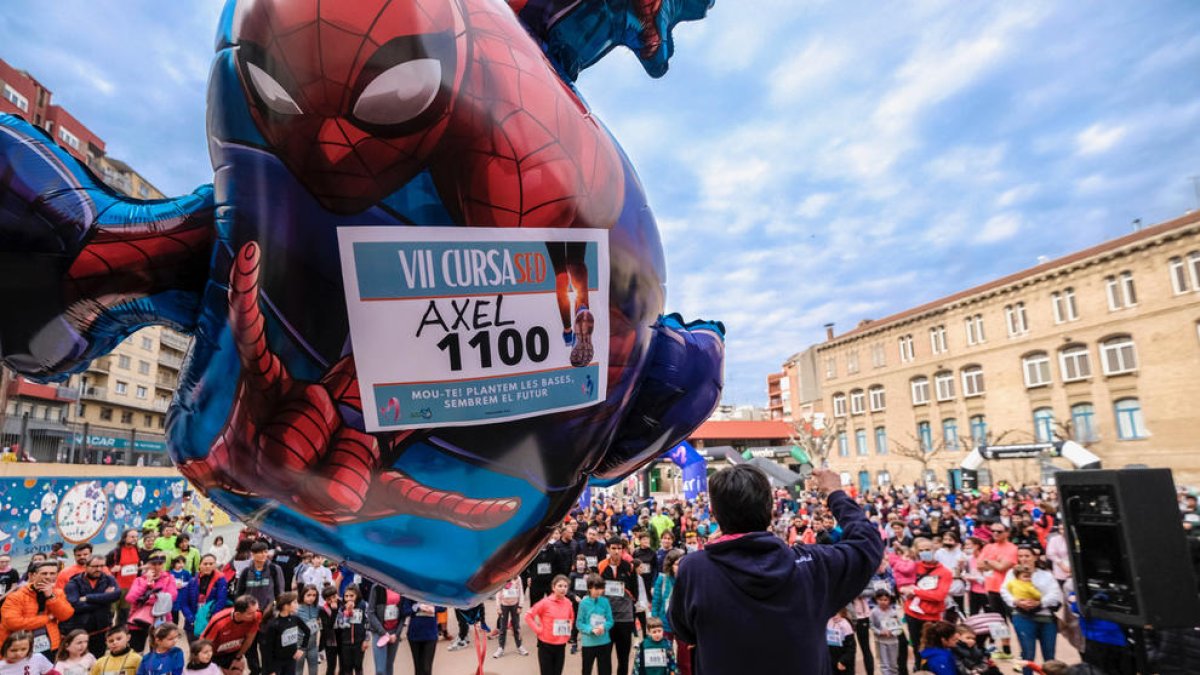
top-left (0, 470), bottom-right (1197, 675)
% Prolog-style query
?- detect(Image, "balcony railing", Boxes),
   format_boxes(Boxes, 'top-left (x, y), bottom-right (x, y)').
top-left (86, 359), bottom-right (111, 373)
top-left (158, 354), bottom-right (183, 370)
top-left (152, 399), bottom-right (170, 412)
top-left (81, 386), bottom-right (108, 399)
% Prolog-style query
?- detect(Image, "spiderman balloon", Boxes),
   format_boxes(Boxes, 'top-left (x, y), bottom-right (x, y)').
top-left (0, 0), bottom-right (723, 605)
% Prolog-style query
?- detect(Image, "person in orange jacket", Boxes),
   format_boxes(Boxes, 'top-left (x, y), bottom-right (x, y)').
top-left (0, 560), bottom-right (75, 658)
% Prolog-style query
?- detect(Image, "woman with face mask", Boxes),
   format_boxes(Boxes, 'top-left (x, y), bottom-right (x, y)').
top-left (896, 538), bottom-right (952, 671)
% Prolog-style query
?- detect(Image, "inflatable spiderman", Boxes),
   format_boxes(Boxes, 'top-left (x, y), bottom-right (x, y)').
top-left (0, 0), bottom-right (721, 604)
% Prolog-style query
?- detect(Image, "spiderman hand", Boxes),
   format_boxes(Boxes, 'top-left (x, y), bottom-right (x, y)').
top-left (179, 241), bottom-right (519, 530)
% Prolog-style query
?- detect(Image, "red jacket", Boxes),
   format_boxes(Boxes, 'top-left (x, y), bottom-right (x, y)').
top-left (903, 561), bottom-right (952, 622)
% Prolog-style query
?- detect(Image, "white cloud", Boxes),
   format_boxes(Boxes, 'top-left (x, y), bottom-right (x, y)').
top-left (975, 213), bottom-right (1023, 243)
top-left (996, 184), bottom-right (1038, 208)
top-left (925, 144), bottom-right (1008, 183)
top-left (1075, 123), bottom-right (1127, 156)
top-left (768, 38), bottom-right (850, 106)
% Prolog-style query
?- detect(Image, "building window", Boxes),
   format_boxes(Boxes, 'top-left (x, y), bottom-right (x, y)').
top-left (158, 417), bottom-right (166, 429)
top-left (142, 336), bottom-right (154, 350)
top-left (876, 470), bottom-right (891, 486)
top-left (144, 414), bottom-right (153, 426)
top-left (847, 351), bottom-right (860, 374)
top-left (965, 313), bottom-right (986, 345)
top-left (58, 126), bottom-right (80, 150)
top-left (1059, 345), bottom-right (1092, 382)
top-left (1005, 302), bottom-right (1028, 336)
top-left (1033, 407), bottom-right (1055, 443)
top-left (871, 343), bottom-right (886, 367)
top-left (849, 389), bottom-right (865, 415)
top-left (135, 385), bottom-right (147, 399)
top-left (1170, 256), bottom-right (1190, 294)
top-left (138, 360), bottom-right (151, 375)
top-left (917, 421), bottom-right (933, 452)
top-left (1114, 398), bottom-right (1147, 440)
top-left (875, 427), bottom-right (887, 455)
top-left (1071, 403), bottom-right (1097, 442)
top-left (898, 334), bottom-right (915, 363)
top-left (855, 429), bottom-right (868, 456)
top-left (934, 370), bottom-right (955, 401)
top-left (100, 407), bottom-right (113, 421)
top-left (1023, 352), bottom-right (1052, 388)
top-left (868, 385), bottom-right (886, 412)
top-left (825, 357), bottom-right (837, 380)
top-left (911, 377), bottom-right (929, 405)
top-left (970, 415), bottom-right (987, 447)
top-left (115, 381), bottom-right (128, 395)
top-left (1100, 335), bottom-right (1138, 375)
top-left (1106, 271), bottom-right (1137, 310)
top-left (838, 431), bottom-right (849, 457)
top-left (120, 410), bottom-right (133, 424)
top-left (77, 403), bottom-right (86, 417)
top-left (2, 85), bottom-right (29, 112)
top-left (1052, 288), bottom-right (1078, 323)
top-left (961, 366), bottom-right (985, 397)
top-left (832, 393), bottom-right (847, 417)
top-left (118, 355), bottom-right (131, 369)
top-left (943, 418), bottom-right (959, 450)
top-left (929, 325), bottom-right (948, 354)
top-left (1191, 252), bottom-right (1200, 291)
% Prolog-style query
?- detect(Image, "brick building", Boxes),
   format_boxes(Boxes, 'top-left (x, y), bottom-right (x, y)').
top-left (781, 212), bottom-right (1200, 490)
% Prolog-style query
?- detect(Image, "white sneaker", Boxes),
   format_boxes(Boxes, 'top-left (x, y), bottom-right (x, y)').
top-left (492, 647), bottom-right (503, 659)
top-left (518, 646), bottom-right (529, 656)
top-left (448, 639), bottom-right (469, 651)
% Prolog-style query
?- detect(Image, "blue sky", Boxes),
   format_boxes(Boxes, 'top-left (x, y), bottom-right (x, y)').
top-left (3, 1), bottom-right (1199, 405)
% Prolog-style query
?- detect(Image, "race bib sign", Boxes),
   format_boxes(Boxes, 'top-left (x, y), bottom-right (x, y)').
top-left (339, 227), bottom-right (610, 431)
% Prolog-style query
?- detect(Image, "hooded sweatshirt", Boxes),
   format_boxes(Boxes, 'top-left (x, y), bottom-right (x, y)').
top-left (668, 490), bottom-right (883, 675)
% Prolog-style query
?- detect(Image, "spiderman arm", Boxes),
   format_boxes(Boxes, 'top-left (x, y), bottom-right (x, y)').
top-left (509, 0), bottom-right (714, 80)
top-left (0, 114), bottom-right (215, 381)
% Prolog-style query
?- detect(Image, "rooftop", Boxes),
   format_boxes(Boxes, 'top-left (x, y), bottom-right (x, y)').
top-left (688, 419), bottom-right (794, 441)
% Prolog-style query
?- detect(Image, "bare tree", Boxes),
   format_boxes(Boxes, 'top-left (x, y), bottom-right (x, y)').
top-left (891, 428), bottom-right (1022, 487)
top-left (789, 416), bottom-right (845, 467)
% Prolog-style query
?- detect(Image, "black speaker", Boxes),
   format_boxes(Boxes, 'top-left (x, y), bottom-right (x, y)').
top-left (1057, 468), bottom-right (1200, 628)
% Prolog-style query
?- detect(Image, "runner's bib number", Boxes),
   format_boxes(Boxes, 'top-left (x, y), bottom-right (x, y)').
top-left (605, 581), bottom-right (623, 597)
top-left (638, 564), bottom-right (650, 575)
top-left (384, 606), bottom-right (400, 621)
top-left (31, 630), bottom-right (50, 653)
top-left (590, 614), bottom-right (606, 631)
top-left (644, 649), bottom-right (666, 667)
top-left (121, 565), bottom-right (138, 577)
top-left (351, 609), bottom-right (363, 624)
top-left (989, 623), bottom-right (1010, 640)
top-left (503, 587), bottom-right (519, 599)
top-left (882, 618), bottom-right (901, 633)
top-left (574, 578), bottom-right (587, 592)
top-left (281, 627), bottom-right (299, 647)
top-left (552, 619), bottom-right (571, 637)
top-left (826, 628), bottom-right (842, 646)
top-left (586, 556), bottom-right (598, 569)
top-left (537, 563), bottom-right (551, 575)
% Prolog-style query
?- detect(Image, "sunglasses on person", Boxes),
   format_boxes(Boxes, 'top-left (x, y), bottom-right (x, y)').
top-left (990, 528), bottom-right (1005, 533)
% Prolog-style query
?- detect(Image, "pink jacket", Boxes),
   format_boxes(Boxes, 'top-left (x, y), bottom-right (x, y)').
top-left (525, 594), bottom-right (573, 645)
top-left (125, 573), bottom-right (178, 626)
top-left (887, 551), bottom-right (918, 588)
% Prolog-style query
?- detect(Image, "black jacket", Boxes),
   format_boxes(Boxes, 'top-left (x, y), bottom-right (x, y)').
top-left (365, 586), bottom-right (404, 637)
top-left (261, 614), bottom-right (311, 672)
top-left (669, 491), bottom-right (883, 675)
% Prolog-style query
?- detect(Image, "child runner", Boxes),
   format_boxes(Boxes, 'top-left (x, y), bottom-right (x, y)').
top-left (525, 576), bottom-right (574, 675)
top-left (493, 576), bottom-right (528, 658)
top-left (1, 632), bottom-right (55, 675)
top-left (918, 621), bottom-right (960, 675)
top-left (260, 592), bottom-right (310, 675)
top-left (317, 587), bottom-right (340, 675)
top-left (135, 624), bottom-right (184, 675)
top-left (869, 590), bottom-right (903, 675)
top-left (183, 641), bottom-right (220, 675)
top-left (400, 599), bottom-right (443, 675)
top-left (576, 575), bottom-right (614, 675)
top-left (90, 628), bottom-right (141, 675)
top-left (335, 586), bottom-right (367, 675)
top-left (294, 586), bottom-right (321, 675)
top-left (631, 618), bottom-right (678, 675)
top-left (54, 630), bottom-right (95, 675)
top-left (567, 556), bottom-right (589, 655)
top-left (825, 608), bottom-right (855, 673)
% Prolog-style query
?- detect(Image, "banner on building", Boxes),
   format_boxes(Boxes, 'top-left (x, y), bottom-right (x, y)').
top-left (666, 441), bottom-right (708, 501)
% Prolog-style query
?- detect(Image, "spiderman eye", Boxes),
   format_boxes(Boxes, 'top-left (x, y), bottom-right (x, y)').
top-left (246, 62), bottom-right (302, 116)
top-left (351, 59), bottom-right (442, 126)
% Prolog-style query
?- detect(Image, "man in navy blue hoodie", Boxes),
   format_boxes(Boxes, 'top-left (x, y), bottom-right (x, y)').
top-left (669, 465), bottom-right (883, 674)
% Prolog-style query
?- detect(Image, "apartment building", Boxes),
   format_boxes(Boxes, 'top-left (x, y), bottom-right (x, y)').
top-left (793, 211), bottom-right (1200, 490)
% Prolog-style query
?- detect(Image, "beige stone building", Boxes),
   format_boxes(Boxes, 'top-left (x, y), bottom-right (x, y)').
top-left (782, 212), bottom-right (1200, 490)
